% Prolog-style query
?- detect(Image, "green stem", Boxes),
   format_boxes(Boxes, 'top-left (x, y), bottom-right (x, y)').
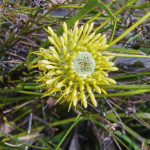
top-left (108, 20), bottom-right (117, 43)
top-left (95, 89), bottom-right (150, 97)
top-left (95, 0), bottom-right (140, 32)
top-left (113, 72), bottom-right (150, 81)
top-left (54, 114), bottom-right (81, 150)
top-left (109, 12), bottom-right (150, 47)
top-left (58, 5), bottom-right (83, 8)
top-left (102, 52), bottom-right (150, 58)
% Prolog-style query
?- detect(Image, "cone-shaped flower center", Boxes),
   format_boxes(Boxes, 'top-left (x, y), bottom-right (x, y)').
top-left (73, 52), bottom-right (95, 76)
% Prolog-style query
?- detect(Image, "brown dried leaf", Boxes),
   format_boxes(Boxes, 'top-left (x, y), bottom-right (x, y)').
top-left (46, 96), bottom-right (57, 108)
top-left (0, 122), bottom-right (15, 136)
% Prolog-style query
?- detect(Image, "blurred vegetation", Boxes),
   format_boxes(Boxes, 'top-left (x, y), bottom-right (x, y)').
top-left (0, 0), bottom-right (150, 149)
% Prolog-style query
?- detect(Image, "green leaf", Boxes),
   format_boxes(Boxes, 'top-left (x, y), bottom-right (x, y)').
top-left (95, 89), bottom-right (150, 97)
top-left (102, 52), bottom-right (150, 58)
top-left (113, 72), bottom-right (150, 81)
top-left (115, 131), bottom-right (141, 150)
top-left (101, 84), bottom-right (150, 90)
top-left (0, 31), bottom-right (16, 59)
top-left (41, 0), bottom-right (117, 48)
top-left (107, 47), bottom-right (138, 54)
top-left (109, 12), bottom-right (150, 47)
top-left (106, 112), bottom-right (149, 146)
top-left (54, 114), bottom-right (81, 150)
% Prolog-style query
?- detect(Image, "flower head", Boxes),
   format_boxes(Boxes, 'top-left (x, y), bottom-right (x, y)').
top-left (34, 21), bottom-right (118, 109)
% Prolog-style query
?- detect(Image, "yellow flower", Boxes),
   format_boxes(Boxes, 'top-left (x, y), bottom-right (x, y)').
top-left (34, 21), bottom-right (118, 109)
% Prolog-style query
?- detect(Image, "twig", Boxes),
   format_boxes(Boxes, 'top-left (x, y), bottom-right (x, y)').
top-left (105, 98), bottom-right (125, 134)
top-left (25, 113), bottom-right (33, 150)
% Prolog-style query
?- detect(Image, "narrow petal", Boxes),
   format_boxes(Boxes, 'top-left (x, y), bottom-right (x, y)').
top-left (56, 79), bottom-right (66, 89)
top-left (69, 25), bottom-right (79, 51)
top-left (48, 37), bottom-right (60, 52)
top-left (43, 88), bottom-right (57, 97)
top-left (80, 84), bottom-right (87, 108)
top-left (60, 37), bottom-right (67, 54)
top-left (76, 25), bottom-right (83, 42)
top-left (92, 81), bottom-right (102, 94)
top-left (106, 78), bottom-right (117, 84)
top-left (62, 22), bottom-right (68, 33)
top-left (101, 88), bottom-right (107, 94)
top-left (72, 85), bottom-right (78, 107)
top-left (86, 83), bottom-right (97, 107)
top-left (63, 33), bottom-right (68, 46)
top-left (87, 22), bottom-right (94, 35)
top-left (56, 82), bottom-right (72, 103)
top-left (46, 65), bottom-right (59, 69)
top-left (82, 23), bottom-right (89, 37)
top-left (103, 67), bottom-right (118, 71)
top-left (47, 26), bottom-right (55, 36)
top-left (78, 24), bottom-right (89, 43)
top-left (46, 76), bottom-right (60, 85)
top-left (39, 49), bottom-right (55, 61)
top-left (89, 33), bottom-right (101, 44)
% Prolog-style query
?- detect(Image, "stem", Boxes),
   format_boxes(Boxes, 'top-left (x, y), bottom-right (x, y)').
top-left (109, 12), bottom-right (150, 47)
top-left (54, 114), bottom-right (81, 150)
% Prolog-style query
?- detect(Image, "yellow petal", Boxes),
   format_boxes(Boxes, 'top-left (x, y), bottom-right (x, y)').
top-left (80, 84), bottom-right (87, 108)
top-left (86, 83), bottom-right (97, 107)
top-left (45, 65), bottom-right (58, 69)
top-left (77, 25), bottom-right (83, 41)
top-left (72, 85), bottom-right (78, 107)
top-left (103, 67), bottom-right (118, 71)
top-left (60, 37), bottom-right (67, 54)
top-left (39, 49), bottom-right (55, 61)
top-left (62, 22), bottom-right (68, 33)
top-left (43, 88), bottom-right (57, 97)
top-left (101, 88), bottom-right (107, 94)
top-left (92, 81), bottom-right (101, 94)
top-left (63, 33), bottom-right (68, 46)
top-left (89, 33), bottom-right (101, 44)
top-left (100, 71), bottom-right (108, 77)
top-left (46, 27), bottom-right (55, 36)
top-left (48, 37), bottom-right (60, 51)
top-left (56, 79), bottom-right (66, 89)
top-left (83, 23), bottom-right (89, 36)
top-left (56, 83), bottom-right (72, 103)
top-left (46, 76), bottom-right (60, 85)
top-left (41, 60), bottom-right (50, 64)
top-left (87, 22), bottom-right (94, 35)
top-left (106, 78), bottom-right (116, 84)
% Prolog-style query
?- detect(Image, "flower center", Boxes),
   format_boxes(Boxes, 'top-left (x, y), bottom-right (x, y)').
top-left (73, 52), bottom-right (95, 76)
